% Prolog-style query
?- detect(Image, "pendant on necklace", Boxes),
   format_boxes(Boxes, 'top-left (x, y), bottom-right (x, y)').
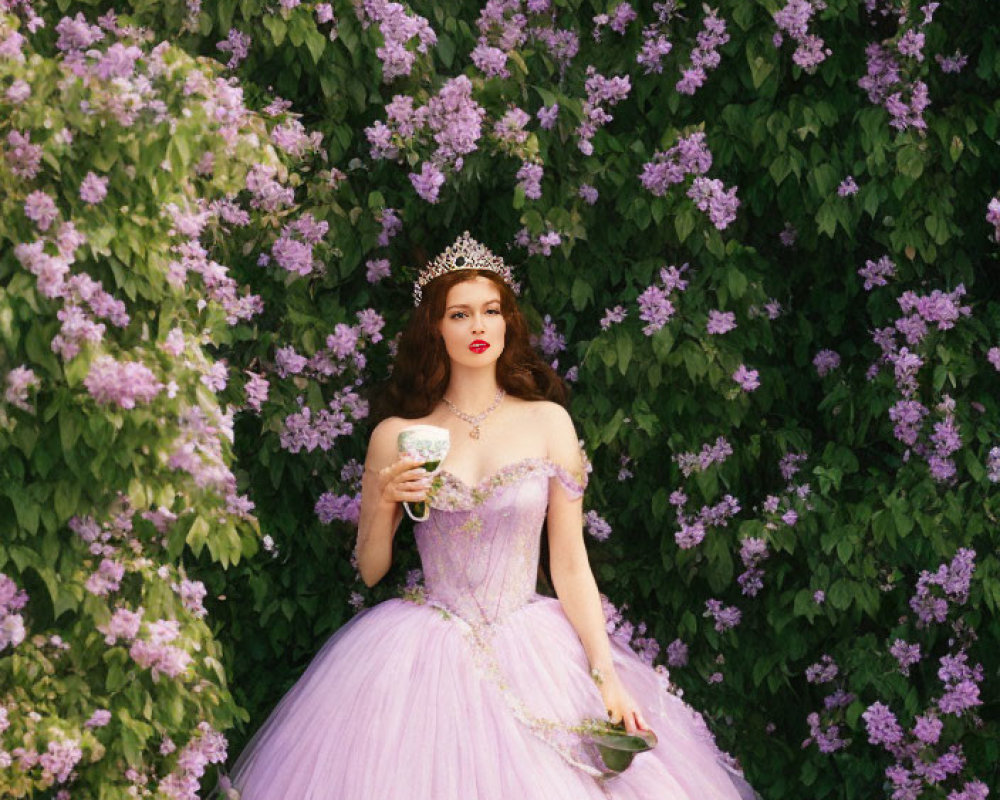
top-left (470, 426), bottom-right (481, 440)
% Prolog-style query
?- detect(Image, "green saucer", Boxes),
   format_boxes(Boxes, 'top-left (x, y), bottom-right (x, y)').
top-left (581, 720), bottom-right (659, 775)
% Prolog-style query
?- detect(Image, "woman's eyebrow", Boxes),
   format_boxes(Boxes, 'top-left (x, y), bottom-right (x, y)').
top-left (445, 300), bottom-right (502, 311)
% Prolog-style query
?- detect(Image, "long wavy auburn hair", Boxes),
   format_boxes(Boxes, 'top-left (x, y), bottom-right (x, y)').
top-left (369, 270), bottom-right (568, 425)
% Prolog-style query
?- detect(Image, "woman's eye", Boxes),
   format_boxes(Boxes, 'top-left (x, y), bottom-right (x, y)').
top-left (487, 308), bottom-right (501, 315)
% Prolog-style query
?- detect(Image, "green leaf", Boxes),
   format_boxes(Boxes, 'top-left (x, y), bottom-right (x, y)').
top-left (615, 333), bottom-right (632, 375)
top-left (262, 14), bottom-right (287, 46)
top-left (571, 278), bottom-right (593, 311)
top-left (726, 267), bottom-right (748, 299)
top-left (674, 208), bottom-right (695, 243)
top-left (304, 27), bottom-right (327, 64)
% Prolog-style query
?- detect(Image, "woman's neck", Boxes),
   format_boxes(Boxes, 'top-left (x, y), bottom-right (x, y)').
top-left (442, 367), bottom-right (502, 414)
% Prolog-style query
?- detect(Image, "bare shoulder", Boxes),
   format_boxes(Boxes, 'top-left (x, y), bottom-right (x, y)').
top-left (515, 400), bottom-right (576, 451)
top-left (365, 416), bottom-right (408, 469)
top-left (534, 400), bottom-right (574, 429)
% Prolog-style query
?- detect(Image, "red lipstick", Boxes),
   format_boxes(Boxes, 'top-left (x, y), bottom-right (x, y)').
top-left (469, 340), bottom-right (490, 354)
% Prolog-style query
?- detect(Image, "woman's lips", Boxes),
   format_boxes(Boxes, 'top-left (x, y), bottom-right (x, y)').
top-left (469, 341), bottom-right (490, 353)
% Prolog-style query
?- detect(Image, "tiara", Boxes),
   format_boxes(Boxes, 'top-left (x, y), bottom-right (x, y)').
top-left (413, 231), bottom-right (517, 306)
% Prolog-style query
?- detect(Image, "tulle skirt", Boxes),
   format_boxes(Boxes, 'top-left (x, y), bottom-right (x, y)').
top-left (227, 594), bottom-right (757, 800)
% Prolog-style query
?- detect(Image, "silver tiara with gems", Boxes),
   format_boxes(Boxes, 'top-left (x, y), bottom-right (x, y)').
top-left (412, 231), bottom-right (517, 306)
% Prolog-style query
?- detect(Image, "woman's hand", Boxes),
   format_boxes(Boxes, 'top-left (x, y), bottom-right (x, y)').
top-left (598, 672), bottom-right (651, 736)
top-left (375, 456), bottom-right (433, 507)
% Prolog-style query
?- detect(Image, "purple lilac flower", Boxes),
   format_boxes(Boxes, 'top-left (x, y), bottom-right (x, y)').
top-left (495, 107), bottom-right (531, 146)
top-left (937, 676), bottom-right (982, 716)
top-left (359, 0), bottom-right (437, 82)
top-left (24, 191), bottom-right (59, 231)
top-left (5, 130), bottom-right (43, 180)
top-left (217, 28), bottom-right (251, 69)
top-left (79, 172), bottom-right (109, 205)
top-left (637, 285), bottom-right (675, 336)
top-left (471, 43), bottom-right (508, 78)
top-left (85, 558), bottom-right (126, 596)
top-left (246, 164), bottom-right (295, 211)
top-left (365, 257), bottom-right (391, 284)
top-left (936, 51), bottom-right (968, 73)
top-left (576, 67), bottom-right (631, 154)
top-left (55, 13), bottom-right (104, 52)
top-left (674, 436), bottom-right (733, 477)
top-left (409, 161), bottom-right (446, 203)
top-left (706, 310), bottom-right (737, 335)
top-left (6, 79), bottom-right (30, 104)
top-left (377, 207), bottom-right (402, 246)
top-left (666, 638), bottom-right (688, 667)
top-left (516, 162), bottom-right (543, 199)
top-left (987, 446), bottom-right (1000, 483)
top-left (0, 572), bottom-right (29, 651)
top-left (275, 346), bottom-right (307, 378)
top-left (897, 29), bottom-right (925, 61)
top-left (813, 349), bottom-right (840, 377)
top-left (675, 8), bottom-right (729, 95)
top-left (890, 639), bottom-right (922, 675)
top-left (97, 606), bottom-right (143, 645)
top-left (909, 548), bottom-right (976, 627)
top-left (424, 75), bottom-right (485, 165)
top-left (862, 701), bottom-right (903, 747)
top-left (773, 0), bottom-right (831, 73)
top-left (584, 510), bottom-right (612, 541)
top-left (805, 655), bottom-right (839, 684)
top-left (912, 714), bottom-right (942, 745)
top-left (197, 361), bottom-right (226, 394)
top-left (600, 306), bottom-right (626, 329)
top-left (704, 599), bottom-right (742, 632)
top-left (535, 314), bottom-right (566, 356)
top-left (316, 3), bottom-right (335, 24)
top-left (84, 357), bottom-right (163, 409)
top-left (949, 781), bottom-right (989, 800)
top-left (85, 709), bottom-right (113, 728)
top-left (356, 308), bottom-right (385, 342)
top-left (578, 184), bottom-right (598, 205)
top-left (732, 364), bottom-right (760, 391)
top-left (813, 590), bottom-right (825, 604)
top-left (536, 104), bottom-right (559, 129)
top-left (639, 132), bottom-right (712, 196)
top-left (986, 197), bottom-right (1000, 242)
top-left (315, 492), bottom-right (361, 524)
top-left (858, 255), bottom-right (896, 291)
top-left (804, 712), bottom-right (848, 753)
top-left (737, 537), bottom-right (769, 597)
top-left (4, 366), bottom-right (40, 412)
top-left (327, 323), bottom-right (361, 359)
top-left (687, 177), bottom-right (740, 229)
top-left (674, 520), bottom-right (705, 549)
top-left (838, 176), bottom-right (859, 196)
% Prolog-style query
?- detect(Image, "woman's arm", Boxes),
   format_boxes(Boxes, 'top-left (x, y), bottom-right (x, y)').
top-left (544, 404), bottom-right (649, 734)
top-left (355, 419), bottom-right (430, 587)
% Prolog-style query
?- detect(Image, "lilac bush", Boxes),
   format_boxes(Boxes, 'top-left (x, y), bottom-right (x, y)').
top-left (3, 0), bottom-right (998, 797)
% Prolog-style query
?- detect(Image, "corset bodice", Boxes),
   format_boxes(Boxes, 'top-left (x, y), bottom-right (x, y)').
top-left (414, 458), bottom-right (586, 625)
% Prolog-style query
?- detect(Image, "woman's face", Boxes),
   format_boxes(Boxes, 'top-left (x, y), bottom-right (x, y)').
top-left (438, 276), bottom-right (506, 370)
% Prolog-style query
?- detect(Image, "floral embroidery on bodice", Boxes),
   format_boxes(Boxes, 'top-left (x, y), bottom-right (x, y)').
top-left (414, 458), bottom-right (587, 626)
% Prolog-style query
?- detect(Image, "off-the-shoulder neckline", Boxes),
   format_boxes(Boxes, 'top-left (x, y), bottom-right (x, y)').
top-left (438, 456), bottom-right (584, 493)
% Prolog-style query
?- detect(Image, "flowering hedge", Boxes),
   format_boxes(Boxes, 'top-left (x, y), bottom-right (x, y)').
top-left (3, 0), bottom-right (1000, 797)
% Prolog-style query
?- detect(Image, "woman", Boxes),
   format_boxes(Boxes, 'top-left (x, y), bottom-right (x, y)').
top-left (227, 233), bottom-right (757, 799)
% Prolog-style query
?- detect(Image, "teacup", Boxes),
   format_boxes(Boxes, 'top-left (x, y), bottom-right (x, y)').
top-left (397, 425), bottom-right (450, 522)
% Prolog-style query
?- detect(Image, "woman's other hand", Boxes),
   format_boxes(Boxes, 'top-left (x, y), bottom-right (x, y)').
top-left (599, 672), bottom-right (651, 736)
top-left (376, 457), bottom-right (433, 507)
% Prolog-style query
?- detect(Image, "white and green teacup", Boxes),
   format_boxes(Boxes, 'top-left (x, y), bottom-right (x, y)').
top-left (397, 425), bottom-right (450, 522)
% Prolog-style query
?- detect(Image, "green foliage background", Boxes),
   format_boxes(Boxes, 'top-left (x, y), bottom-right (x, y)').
top-left (2, 0), bottom-right (999, 797)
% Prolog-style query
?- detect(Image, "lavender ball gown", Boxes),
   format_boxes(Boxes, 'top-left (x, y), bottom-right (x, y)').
top-left (229, 458), bottom-right (758, 799)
